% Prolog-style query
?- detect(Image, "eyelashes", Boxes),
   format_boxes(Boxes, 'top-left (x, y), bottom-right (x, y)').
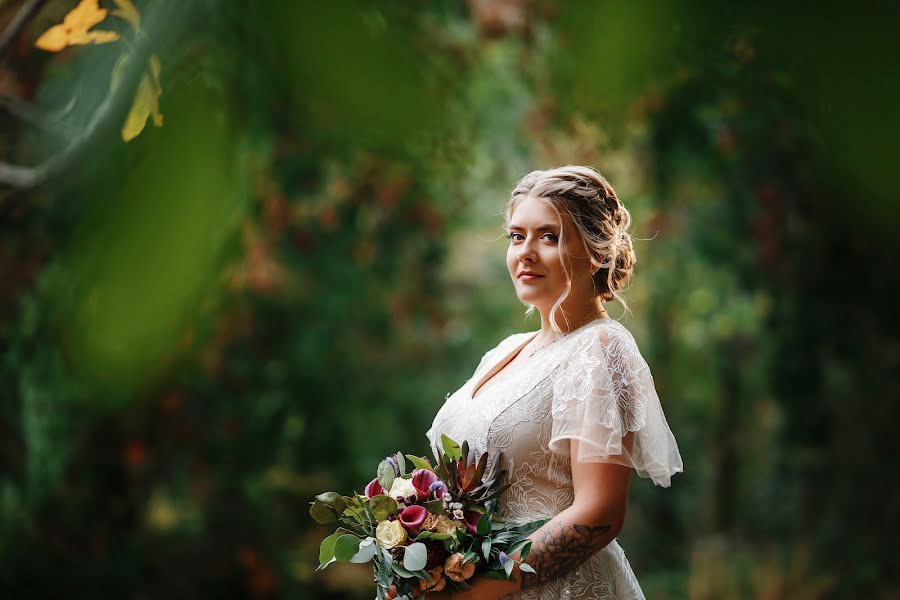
top-left (506, 232), bottom-right (560, 243)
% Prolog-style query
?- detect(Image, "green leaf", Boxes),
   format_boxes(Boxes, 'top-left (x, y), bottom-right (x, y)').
top-left (441, 434), bottom-right (461, 461)
top-left (518, 562), bottom-right (536, 574)
top-left (318, 532), bottom-right (343, 567)
top-left (480, 569), bottom-right (510, 580)
top-left (403, 542), bottom-right (428, 571)
top-left (506, 539), bottom-right (530, 558)
top-left (423, 500), bottom-right (445, 514)
top-left (350, 537), bottom-right (377, 563)
top-left (391, 562), bottom-right (415, 578)
top-left (413, 531), bottom-right (453, 542)
top-left (504, 558), bottom-right (514, 579)
top-left (309, 501), bottom-right (338, 524)
top-left (334, 534), bottom-right (362, 561)
top-left (460, 440), bottom-right (469, 465)
top-left (395, 451), bottom-right (407, 476)
top-left (315, 492), bottom-right (347, 515)
top-left (405, 454), bottom-right (434, 472)
top-left (520, 540), bottom-right (533, 561)
top-left (377, 459), bottom-right (396, 495)
top-left (476, 512), bottom-right (491, 537)
top-left (462, 550), bottom-right (478, 564)
top-left (473, 452), bottom-right (488, 486)
top-left (482, 537), bottom-right (492, 561)
top-left (456, 529), bottom-right (473, 545)
top-left (369, 495), bottom-right (399, 521)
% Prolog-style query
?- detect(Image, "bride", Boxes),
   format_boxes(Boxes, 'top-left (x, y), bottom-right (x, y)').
top-left (395, 165), bottom-right (683, 599)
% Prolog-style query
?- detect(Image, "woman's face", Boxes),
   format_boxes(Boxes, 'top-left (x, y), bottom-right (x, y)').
top-left (506, 196), bottom-right (597, 314)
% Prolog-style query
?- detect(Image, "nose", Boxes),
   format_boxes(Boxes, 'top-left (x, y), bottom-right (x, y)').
top-left (516, 234), bottom-right (537, 262)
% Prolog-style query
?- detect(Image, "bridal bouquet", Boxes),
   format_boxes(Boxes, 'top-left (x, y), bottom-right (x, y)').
top-left (310, 434), bottom-right (545, 599)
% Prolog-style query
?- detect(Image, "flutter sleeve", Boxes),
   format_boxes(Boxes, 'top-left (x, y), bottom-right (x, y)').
top-left (549, 324), bottom-right (684, 487)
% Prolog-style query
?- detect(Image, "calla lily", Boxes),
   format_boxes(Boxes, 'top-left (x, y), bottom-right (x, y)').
top-left (411, 469), bottom-right (447, 499)
top-left (462, 509), bottom-right (482, 535)
top-left (365, 478), bottom-right (384, 498)
top-left (398, 504), bottom-right (428, 532)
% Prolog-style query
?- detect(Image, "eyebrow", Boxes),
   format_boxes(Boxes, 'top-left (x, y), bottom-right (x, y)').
top-left (508, 224), bottom-right (560, 232)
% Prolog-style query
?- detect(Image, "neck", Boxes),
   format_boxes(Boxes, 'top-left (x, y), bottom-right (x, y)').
top-left (536, 298), bottom-right (607, 335)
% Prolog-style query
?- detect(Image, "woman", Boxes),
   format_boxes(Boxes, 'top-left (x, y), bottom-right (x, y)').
top-left (413, 166), bottom-right (684, 599)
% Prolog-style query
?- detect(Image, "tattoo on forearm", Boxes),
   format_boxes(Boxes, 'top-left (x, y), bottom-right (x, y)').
top-left (519, 522), bottom-right (613, 590)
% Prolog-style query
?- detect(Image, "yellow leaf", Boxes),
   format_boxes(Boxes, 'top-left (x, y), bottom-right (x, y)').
top-left (111, 0), bottom-right (141, 31)
top-left (35, 0), bottom-right (119, 52)
top-left (121, 54), bottom-right (164, 142)
top-left (35, 27), bottom-right (69, 52)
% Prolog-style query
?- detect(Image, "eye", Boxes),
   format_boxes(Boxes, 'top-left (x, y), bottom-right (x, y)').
top-left (542, 233), bottom-right (559, 243)
top-left (506, 232), bottom-right (525, 242)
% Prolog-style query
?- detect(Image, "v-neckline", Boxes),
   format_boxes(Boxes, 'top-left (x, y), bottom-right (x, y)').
top-left (468, 318), bottom-right (614, 402)
top-left (470, 331), bottom-right (539, 401)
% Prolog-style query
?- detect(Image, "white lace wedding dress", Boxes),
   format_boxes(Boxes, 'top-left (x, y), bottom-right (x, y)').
top-left (426, 318), bottom-right (683, 599)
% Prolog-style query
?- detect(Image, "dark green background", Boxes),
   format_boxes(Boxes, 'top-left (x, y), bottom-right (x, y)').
top-left (1, 1), bottom-right (897, 598)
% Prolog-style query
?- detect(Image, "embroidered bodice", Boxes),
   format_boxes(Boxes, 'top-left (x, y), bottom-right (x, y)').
top-left (426, 318), bottom-right (683, 599)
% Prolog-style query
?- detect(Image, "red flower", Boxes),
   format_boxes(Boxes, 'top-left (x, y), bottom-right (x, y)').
top-left (462, 510), bottom-right (482, 535)
top-left (411, 469), bottom-right (448, 499)
top-left (365, 478), bottom-right (384, 498)
top-left (398, 504), bottom-right (428, 533)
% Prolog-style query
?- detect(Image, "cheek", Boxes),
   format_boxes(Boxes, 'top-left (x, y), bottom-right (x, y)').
top-left (506, 247), bottom-right (517, 274)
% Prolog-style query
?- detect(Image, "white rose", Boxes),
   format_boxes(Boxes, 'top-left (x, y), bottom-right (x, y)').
top-left (376, 519), bottom-right (408, 548)
top-left (388, 477), bottom-right (418, 500)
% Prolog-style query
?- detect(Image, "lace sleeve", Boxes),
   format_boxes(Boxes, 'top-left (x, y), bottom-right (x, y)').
top-left (549, 324), bottom-right (684, 487)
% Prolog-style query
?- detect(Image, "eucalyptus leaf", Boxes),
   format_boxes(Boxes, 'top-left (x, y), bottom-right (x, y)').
top-left (395, 451), bottom-right (407, 476)
top-left (369, 494), bottom-right (399, 521)
top-left (333, 534), bottom-right (362, 561)
top-left (462, 550), bottom-right (478, 564)
top-left (318, 532), bottom-right (343, 566)
top-left (391, 563), bottom-right (415, 578)
top-left (504, 558), bottom-right (514, 579)
top-left (377, 460), bottom-right (396, 495)
top-left (309, 501), bottom-right (338, 524)
top-left (403, 542), bottom-right (427, 571)
top-left (519, 562), bottom-right (536, 574)
top-left (315, 492), bottom-right (347, 515)
top-left (350, 537), bottom-right (377, 563)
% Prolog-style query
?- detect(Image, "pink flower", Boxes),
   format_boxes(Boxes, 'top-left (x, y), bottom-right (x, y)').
top-left (398, 504), bottom-right (428, 533)
top-left (365, 478), bottom-right (384, 498)
top-left (462, 509), bottom-right (482, 535)
top-left (411, 469), bottom-right (448, 499)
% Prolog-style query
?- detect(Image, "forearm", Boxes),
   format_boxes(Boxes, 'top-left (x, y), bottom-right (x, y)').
top-left (453, 502), bottom-right (620, 600)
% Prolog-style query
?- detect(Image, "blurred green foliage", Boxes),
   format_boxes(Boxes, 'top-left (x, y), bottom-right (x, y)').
top-left (0, 1), bottom-right (897, 598)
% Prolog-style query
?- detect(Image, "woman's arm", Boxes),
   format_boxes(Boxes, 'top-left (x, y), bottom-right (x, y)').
top-left (451, 434), bottom-right (634, 600)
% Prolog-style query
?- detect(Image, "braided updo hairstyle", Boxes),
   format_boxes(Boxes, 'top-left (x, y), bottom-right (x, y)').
top-left (505, 165), bottom-right (636, 328)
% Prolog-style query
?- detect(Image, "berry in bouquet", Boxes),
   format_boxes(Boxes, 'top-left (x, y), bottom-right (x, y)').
top-left (310, 434), bottom-right (546, 599)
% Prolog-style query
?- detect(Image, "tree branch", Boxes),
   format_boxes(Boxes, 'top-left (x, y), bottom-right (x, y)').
top-left (1, 90), bottom-right (79, 135)
top-left (0, 0), bottom-right (50, 57)
top-left (0, 2), bottom-right (190, 192)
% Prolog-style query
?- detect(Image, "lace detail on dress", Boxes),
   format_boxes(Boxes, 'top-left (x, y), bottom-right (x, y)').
top-left (425, 319), bottom-right (681, 599)
top-left (548, 322), bottom-right (684, 488)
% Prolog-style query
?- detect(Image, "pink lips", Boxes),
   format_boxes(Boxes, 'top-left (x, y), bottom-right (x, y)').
top-left (518, 272), bottom-right (543, 281)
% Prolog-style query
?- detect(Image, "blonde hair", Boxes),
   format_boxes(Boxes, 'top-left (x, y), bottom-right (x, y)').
top-left (505, 165), bottom-right (635, 331)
